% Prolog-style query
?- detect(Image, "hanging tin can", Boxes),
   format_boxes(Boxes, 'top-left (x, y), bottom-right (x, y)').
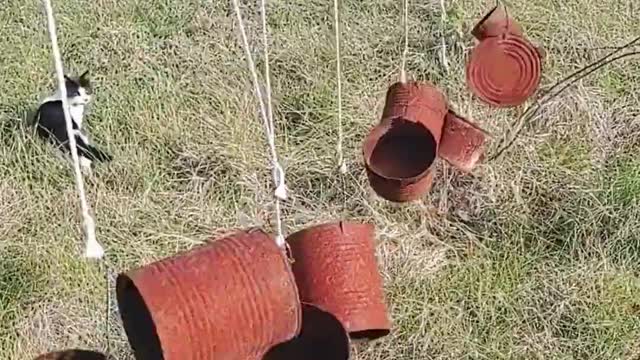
top-left (438, 110), bottom-right (488, 172)
top-left (286, 221), bottom-right (391, 340)
top-left (116, 228), bottom-right (301, 360)
top-left (471, 4), bottom-right (523, 41)
top-left (363, 81), bottom-right (447, 202)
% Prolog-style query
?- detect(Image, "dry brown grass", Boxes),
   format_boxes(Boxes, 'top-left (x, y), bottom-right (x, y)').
top-left (1, 0), bottom-right (640, 359)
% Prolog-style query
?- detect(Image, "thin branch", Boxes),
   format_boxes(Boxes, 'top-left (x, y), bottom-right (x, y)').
top-left (488, 36), bottom-right (640, 161)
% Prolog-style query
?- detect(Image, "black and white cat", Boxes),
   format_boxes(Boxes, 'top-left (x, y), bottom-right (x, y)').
top-left (34, 71), bottom-right (112, 174)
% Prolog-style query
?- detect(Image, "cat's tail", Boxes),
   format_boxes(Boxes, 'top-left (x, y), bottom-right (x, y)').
top-left (78, 144), bottom-right (113, 162)
top-left (73, 135), bottom-right (113, 163)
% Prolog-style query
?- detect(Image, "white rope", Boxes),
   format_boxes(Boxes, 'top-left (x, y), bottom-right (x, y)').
top-left (334, 0), bottom-right (347, 174)
top-left (232, 0), bottom-right (287, 248)
top-left (260, 0), bottom-right (275, 140)
top-left (42, 0), bottom-right (104, 259)
top-left (400, 0), bottom-right (409, 83)
top-left (439, 0), bottom-right (450, 73)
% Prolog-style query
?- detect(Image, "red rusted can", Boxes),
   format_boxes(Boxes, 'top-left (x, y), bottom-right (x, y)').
top-left (363, 118), bottom-right (437, 202)
top-left (33, 349), bottom-right (106, 360)
top-left (116, 228), bottom-right (302, 360)
top-left (438, 110), bottom-right (488, 172)
top-left (466, 34), bottom-right (542, 107)
top-left (263, 303), bottom-right (350, 360)
top-left (380, 81), bottom-right (448, 139)
top-left (363, 81), bottom-right (447, 202)
top-left (286, 222), bottom-right (390, 340)
top-left (471, 4), bottom-right (523, 41)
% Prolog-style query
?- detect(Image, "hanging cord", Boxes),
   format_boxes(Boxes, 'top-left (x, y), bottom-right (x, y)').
top-left (232, 0), bottom-right (287, 248)
top-left (334, 0), bottom-right (347, 174)
top-left (102, 261), bottom-right (111, 357)
top-left (400, 0), bottom-right (409, 83)
top-left (260, 0), bottom-right (275, 139)
top-left (43, 0), bottom-right (110, 354)
top-left (439, 0), bottom-right (450, 72)
top-left (42, 0), bottom-right (104, 259)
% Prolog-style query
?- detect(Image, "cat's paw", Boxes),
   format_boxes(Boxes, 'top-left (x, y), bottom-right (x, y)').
top-left (80, 157), bottom-right (93, 177)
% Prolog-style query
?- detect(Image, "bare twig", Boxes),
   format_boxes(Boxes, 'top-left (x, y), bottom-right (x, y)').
top-left (488, 36), bottom-right (640, 161)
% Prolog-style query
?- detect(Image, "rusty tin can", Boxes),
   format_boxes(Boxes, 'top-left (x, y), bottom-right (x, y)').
top-left (438, 110), bottom-right (488, 172)
top-left (380, 81), bottom-right (448, 140)
top-left (363, 81), bottom-right (447, 202)
top-left (116, 228), bottom-right (302, 360)
top-left (286, 222), bottom-right (390, 340)
top-left (471, 4), bottom-right (523, 41)
top-left (466, 34), bottom-right (542, 107)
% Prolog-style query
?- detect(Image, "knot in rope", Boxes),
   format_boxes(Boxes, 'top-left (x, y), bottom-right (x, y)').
top-left (272, 163), bottom-right (287, 200)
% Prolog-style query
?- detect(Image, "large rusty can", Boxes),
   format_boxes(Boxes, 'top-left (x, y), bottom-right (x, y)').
top-left (116, 228), bottom-right (301, 360)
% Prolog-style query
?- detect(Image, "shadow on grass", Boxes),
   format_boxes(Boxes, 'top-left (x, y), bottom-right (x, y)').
top-left (0, 100), bottom-right (39, 141)
top-left (0, 247), bottom-right (47, 348)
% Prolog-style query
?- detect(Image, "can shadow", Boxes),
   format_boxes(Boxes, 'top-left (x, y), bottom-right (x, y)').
top-left (263, 304), bottom-right (350, 360)
top-left (32, 349), bottom-right (107, 360)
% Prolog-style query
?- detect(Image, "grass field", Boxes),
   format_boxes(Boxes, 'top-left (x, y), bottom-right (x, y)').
top-left (1, 0), bottom-right (640, 359)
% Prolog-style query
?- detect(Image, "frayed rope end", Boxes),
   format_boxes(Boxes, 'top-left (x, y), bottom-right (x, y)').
top-left (83, 218), bottom-right (104, 259)
top-left (275, 234), bottom-right (286, 248)
top-left (274, 183), bottom-right (287, 201)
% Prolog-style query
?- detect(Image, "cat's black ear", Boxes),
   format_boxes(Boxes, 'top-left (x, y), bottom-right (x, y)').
top-left (64, 74), bottom-right (73, 82)
top-left (79, 70), bottom-right (90, 86)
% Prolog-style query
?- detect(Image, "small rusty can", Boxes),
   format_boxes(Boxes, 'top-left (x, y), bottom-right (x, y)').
top-left (380, 81), bottom-right (448, 141)
top-left (466, 35), bottom-right (542, 107)
top-left (471, 4), bottom-right (523, 41)
top-left (286, 222), bottom-right (391, 340)
top-left (438, 110), bottom-right (488, 172)
top-left (363, 118), bottom-right (437, 202)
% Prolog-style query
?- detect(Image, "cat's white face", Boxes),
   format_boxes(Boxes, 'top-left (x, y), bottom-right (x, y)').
top-left (69, 86), bottom-right (92, 107)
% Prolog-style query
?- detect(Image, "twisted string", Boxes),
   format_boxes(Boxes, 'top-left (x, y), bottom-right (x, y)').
top-left (400, 0), bottom-right (409, 83)
top-left (232, 0), bottom-right (287, 247)
top-left (42, 0), bottom-right (109, 353)
top-left (439, 0), bottom-right (450, 72)
top-left (42, 0), bottom-right (104, 260)
top-left (334, 0), bottom-right (347, 174)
